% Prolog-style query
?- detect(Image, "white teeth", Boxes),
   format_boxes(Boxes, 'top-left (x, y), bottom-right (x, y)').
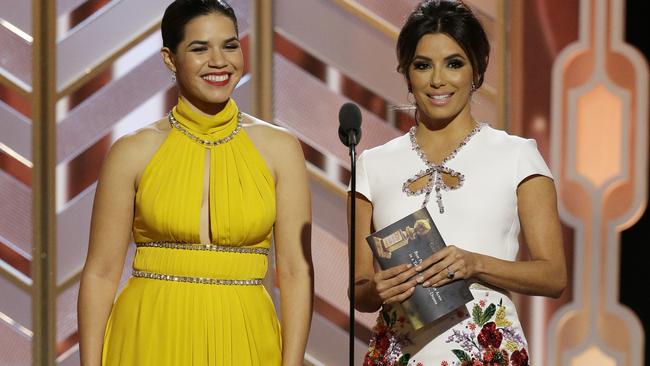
top-left (431, 94), bottom-right (451, 100)
top-left (203, 74), bottom-right (229, 82)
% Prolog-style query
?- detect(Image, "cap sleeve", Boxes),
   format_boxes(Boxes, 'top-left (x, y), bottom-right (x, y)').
top-left (348, 151), bottom-right (372, 201)
top-left (515, 138), bottom-right (553, 186)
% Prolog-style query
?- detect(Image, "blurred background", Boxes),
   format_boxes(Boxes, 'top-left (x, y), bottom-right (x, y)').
top-left (0, 0), bottom-right (647, 365)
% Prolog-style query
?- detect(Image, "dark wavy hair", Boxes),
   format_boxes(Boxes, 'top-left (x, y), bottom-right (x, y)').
top-left (161, 0), bottom-right (238, 53)
top-left (396, 0), bottom-right (490, 89)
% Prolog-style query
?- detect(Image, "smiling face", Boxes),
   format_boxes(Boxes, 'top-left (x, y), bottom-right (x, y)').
top-left (161, 12), bottom-right (243, 115)
top-left (408, 33), bottom-right (474, 127)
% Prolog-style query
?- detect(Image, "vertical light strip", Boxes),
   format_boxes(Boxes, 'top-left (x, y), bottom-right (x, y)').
top-left (31, 0), bottom-right (57, 365)
top-left (251, 0), bottom-right (274, 121)
top-left (495, 0), bottom-right (507, 130)
top-left (504, 0), bottom-right (524, 135)
top-left (530, 296), bottom-right (545, 366)
top-left (251, 0), bottom-right (275, 299)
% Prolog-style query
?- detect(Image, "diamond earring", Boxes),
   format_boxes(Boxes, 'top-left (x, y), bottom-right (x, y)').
top-left (407, 92), bottom-right (416, 105)
top-left (171, 71), bottom-right (177, 83)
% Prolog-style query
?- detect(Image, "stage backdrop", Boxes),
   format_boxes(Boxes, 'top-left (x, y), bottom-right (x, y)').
top-left (0, 1), bottom-right (646, 365)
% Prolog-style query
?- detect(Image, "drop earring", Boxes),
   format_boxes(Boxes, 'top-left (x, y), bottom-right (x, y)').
top-left (407, 83), bottom-right (416, 105)
top-left (407, 92), bottom-right (416, 105)
top-left (171, 71), bottom-right (177, 83)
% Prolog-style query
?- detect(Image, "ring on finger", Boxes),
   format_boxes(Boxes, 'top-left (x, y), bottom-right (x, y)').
top-left (446, 266), bottom-right (455, 279)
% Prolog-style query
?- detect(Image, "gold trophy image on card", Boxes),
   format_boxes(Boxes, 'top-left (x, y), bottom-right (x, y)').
top-left (371, 219), bottom-right (432, 259)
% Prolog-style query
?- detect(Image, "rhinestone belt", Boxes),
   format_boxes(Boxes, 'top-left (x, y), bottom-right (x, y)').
top-left (132, 270), bottom-right (263, 286)
top-left (135, 242), bottom-right (270, 255)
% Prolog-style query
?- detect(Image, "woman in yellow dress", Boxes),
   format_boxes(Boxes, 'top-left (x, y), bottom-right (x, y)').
top-left (77, 1), bottom-right (313, 365)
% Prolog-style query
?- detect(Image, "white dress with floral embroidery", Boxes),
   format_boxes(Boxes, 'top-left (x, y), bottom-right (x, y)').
top-left (353, 125), bottom-right (551, 366)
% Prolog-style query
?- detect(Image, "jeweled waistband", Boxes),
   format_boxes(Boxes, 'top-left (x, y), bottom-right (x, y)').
top-left (135, 241), bottom-right (270, 255)
top-left (132, 270), bottom-right (263, 286)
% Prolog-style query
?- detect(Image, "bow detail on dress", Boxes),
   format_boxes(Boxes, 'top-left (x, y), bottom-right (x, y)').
top-left (402, 165), bottom-right (464, 214)
top-left (402, 123), bottom-right (485, 213)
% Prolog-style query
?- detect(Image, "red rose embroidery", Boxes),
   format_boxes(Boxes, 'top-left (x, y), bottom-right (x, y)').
top-left (510, 348), bottom-right (529, 366)
top-left (483, 349), bottom-right (494, 361)
top-left (376, 334), bottom-right (390, 353)
top-left (477, 322), bottom-right (503, 348)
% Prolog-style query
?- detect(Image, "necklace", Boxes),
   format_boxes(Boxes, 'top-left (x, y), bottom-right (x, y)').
top-left (168, 111), bottom-right (242, 146)
top-left (403, 122), bottom-right (485, 213)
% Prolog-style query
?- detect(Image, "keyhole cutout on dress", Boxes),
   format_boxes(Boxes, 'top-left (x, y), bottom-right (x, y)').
top-left (404, 171), bottom-right (462, 192)
top-left (199, 149), bottom-right (212, 244)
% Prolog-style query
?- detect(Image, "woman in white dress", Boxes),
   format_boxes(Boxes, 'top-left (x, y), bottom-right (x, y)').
top-left (350, 1), bottom-right (567, 365)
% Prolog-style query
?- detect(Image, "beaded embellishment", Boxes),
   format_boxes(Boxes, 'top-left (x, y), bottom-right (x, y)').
top-left (403, 123), bottom-right (485, 213)
top-left (132, 270), bottom-right (263, 286)
top-left (168, 111), bottom-right (242, 146)
top-left (136, 241), bottom-right (270, 255)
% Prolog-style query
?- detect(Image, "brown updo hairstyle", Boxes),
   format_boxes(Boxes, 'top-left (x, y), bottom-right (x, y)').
top-left (396, 0), bottom-right (490, 90)
top-left (161, 0), bottom-right (238, 54)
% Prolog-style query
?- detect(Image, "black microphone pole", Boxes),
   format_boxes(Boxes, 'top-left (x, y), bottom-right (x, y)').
top-left (338, 103), bottom-right (362, 366)
top-left (349, 134), bottom-right (357, 366)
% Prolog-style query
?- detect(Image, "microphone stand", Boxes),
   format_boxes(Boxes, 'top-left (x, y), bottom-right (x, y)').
top-left (348, 133), bottom-right (357, 366)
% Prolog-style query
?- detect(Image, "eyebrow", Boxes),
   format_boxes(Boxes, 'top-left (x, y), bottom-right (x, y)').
top-left (187, 40), bottom-right (208, 48)
top-left (186, 37), bottom-right (240, 49)
top-left (223, 36), bottom-right (239, 43)
top-left (413, 53), bottom-right (467, 62)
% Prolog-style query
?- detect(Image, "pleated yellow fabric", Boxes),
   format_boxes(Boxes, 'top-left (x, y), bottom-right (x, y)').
top-left (102, 98), bottom-right (281, 366)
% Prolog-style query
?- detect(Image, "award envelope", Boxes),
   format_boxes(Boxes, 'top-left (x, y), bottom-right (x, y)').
top-left (366, 207), bottom-right (473, 330)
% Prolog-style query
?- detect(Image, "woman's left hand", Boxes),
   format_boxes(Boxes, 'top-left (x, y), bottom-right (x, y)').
top-left (413, 245), bottom-right (481, 287)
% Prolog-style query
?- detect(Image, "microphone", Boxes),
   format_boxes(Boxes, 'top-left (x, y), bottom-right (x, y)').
top-left (338, 102), bottom-right (362, 147)
top-left (338, 102), bottom-right (362, 364)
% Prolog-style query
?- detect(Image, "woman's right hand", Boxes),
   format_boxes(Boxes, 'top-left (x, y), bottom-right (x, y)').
top-left (372, 264), bottom-right (419, 305)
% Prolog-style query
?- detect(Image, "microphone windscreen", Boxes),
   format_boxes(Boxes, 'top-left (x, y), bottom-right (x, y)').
top-left (338, 102), bottom-right (362, 132)
top-left (338, 102), bottom-right (362, 147)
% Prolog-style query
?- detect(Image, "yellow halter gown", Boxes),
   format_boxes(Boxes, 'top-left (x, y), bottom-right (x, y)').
top-left (102, 98), bottom-right (282, 365)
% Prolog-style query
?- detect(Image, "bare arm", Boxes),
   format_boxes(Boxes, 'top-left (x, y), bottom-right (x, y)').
top-left (77, 137), bottom-right (140, 366)
top-left (349, 194), bottom-right (418, 313)
top-left (272, 133), bottom-right (314, 366)
top-left (475, 175), bottom-right (567, 296)
top-left (415, 175), bottom-right (567, 298)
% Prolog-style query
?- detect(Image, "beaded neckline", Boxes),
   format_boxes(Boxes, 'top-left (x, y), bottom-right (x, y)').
top-left (168, 111), bottom-right (242, 146)
top-left (402, 123), bottom-right (485, 213)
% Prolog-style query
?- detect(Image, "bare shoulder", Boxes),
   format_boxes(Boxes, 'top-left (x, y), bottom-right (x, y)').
top-left (109, 119), bottom-right (168, 159)
top-left (241, 113), bottom-right (305, 168)
top-left (102, 119), bottom-right (170, 186)
top-left (241, 113), bottom-right (300, 148)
